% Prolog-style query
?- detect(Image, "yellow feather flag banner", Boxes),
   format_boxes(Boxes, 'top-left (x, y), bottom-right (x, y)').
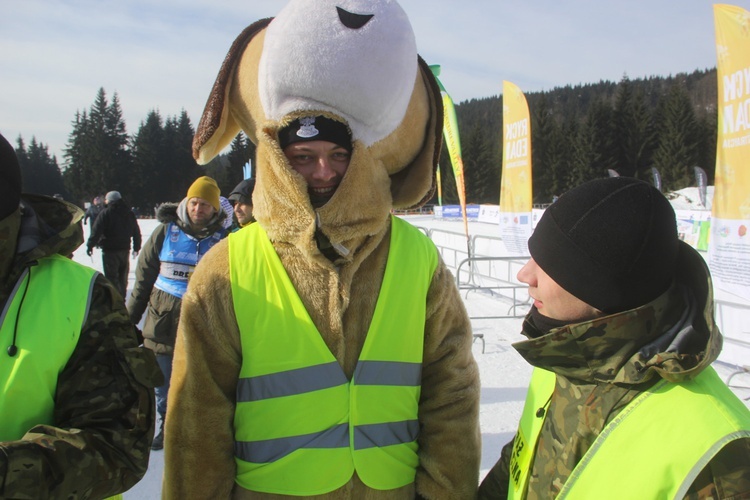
top-left (709, 4), bottom-right (750, 296)
top-left (499, 81), bottom-right (533, 255)
top-left (430, 65), bottom-right (470, 252)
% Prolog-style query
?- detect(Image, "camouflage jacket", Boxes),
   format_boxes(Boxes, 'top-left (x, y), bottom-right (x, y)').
top-left (479, 243), bottom-right (750, 500)
top-left (0, 194), bottom-right (163, 499)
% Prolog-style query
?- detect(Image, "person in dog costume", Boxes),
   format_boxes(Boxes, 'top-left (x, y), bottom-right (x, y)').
top-left (162, 1), bottom-right (481, 499)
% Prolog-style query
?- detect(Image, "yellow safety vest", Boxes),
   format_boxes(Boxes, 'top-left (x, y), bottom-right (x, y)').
top-left (510, 367), bottom-right (750, 500)
top-left (0, 254), bottom-right (97, 441)
top-left (229, 216), bottom-right (438, 495)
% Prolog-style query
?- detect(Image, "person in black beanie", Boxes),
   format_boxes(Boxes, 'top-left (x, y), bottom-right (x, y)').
top-left (0, 132), bottom-right (161, 498)
top-left (227, 178), bottom-right (256, 229)
top-left (479, 177), bottom-right (750, 499)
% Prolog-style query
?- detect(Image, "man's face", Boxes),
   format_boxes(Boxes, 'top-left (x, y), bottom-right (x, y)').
top-left (187, 197), bottom-right (216, 228)
top-left (234, 201), bottom-right (253, 225)
top-left (283, 140), bottom-right (351, 208)
top-left (517, 257), bottom-right (601, 322)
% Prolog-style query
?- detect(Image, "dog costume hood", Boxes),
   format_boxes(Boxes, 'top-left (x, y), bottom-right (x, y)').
top-left (193, 0), bottom-right (442, 259)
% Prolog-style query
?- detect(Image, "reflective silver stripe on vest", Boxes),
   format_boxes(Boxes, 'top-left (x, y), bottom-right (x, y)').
top-left (235, 423), bottom-right (350, 463)
top-left (235, 420), bottom-right (419, 463)
top-left (354, 420), bottom-right (419, 449)
top-left (235, 360), bottom-right (421, 463)
top-left (353, 360), bottom-right (421, 386)
top-left (237, 362), bottom-right (348, 402)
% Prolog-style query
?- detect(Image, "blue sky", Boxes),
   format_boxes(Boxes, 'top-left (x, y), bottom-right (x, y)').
top-left (0, 0), bottom-right (739, 163)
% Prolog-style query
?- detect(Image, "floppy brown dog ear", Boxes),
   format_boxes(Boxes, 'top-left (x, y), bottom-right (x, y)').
top-left (388, 56), bottom-right (444, 210)
top-left (192, 18), bottom-right (272, 164)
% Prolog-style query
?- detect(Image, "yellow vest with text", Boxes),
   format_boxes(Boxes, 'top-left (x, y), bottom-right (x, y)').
top-left (0, 254), bottom-right (97, 441)
top-left (509, 367), bottom-right (750, 500)
top-left (229, 217), bottom-right (438, 495)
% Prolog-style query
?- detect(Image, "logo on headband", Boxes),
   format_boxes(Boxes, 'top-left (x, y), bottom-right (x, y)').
top-left (296, 116), bottom-right (320, 139)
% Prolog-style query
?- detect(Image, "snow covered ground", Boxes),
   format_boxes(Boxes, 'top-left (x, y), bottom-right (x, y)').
top-left (73, 214), bottom-right (750, 499)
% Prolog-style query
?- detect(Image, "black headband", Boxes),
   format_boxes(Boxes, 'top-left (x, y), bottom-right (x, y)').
top-left (278, 116), bottom-right (352, 152)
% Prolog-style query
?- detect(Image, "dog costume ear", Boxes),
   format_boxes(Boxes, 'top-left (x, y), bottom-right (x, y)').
top-left (192, 18), bottom-right (271, 164)
top-left (386, 56), bottom-right (443, 210)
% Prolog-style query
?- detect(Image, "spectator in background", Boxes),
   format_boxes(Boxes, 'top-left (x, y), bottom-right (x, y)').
top-left (478, 177), bottom-right (750, 499)
top-left (128, 176), bottom-right (228, 451)
top-left (0, 132), bottom-right (161, 498)
top-left (227, 178), bottom-right (255, 230)
top-left (83, 195), bottom-right (104, 225)
top-left (86, 190), bottom-right (141, 298)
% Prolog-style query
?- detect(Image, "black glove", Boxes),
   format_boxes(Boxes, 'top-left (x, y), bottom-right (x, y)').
top-left (86, 247), bottom-right (93, 257)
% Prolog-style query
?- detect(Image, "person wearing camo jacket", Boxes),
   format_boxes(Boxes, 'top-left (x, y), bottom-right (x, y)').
top-left (0, 132), bottom-right (162, 498)
top-left (479, 177), bottom-right (750, 499)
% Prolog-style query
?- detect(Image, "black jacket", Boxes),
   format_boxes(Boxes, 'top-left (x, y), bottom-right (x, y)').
top-left (87, 199), bottom-right (141, 252)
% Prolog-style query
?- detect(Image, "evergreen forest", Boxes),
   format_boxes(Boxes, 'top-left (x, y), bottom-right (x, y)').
top-left (13, 67), bottom-right (718, 213)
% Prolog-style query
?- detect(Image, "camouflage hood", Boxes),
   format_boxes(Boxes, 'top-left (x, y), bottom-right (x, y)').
top-left (1, 194), bottom-right (85, 295)
top-left (513, 241), bottom-right (722, 386)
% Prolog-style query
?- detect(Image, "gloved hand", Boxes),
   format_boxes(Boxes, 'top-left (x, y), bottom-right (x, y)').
top-left (86, 247), bottom-right (93, 257)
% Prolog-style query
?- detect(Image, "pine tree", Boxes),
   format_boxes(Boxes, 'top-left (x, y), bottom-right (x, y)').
top-left (163, 110), bottom-right (201, 203)
top-left (131, 110), bottom-right (166, 212)
top-left (17, 136), bottom-right (65, 197)
top-left (63, 111), bottom-right (97, 203)
top-left (581, 99), bottom-right (615, 183)
top-left (652, 82), bottom-right (701, 191)
top-left (106, 93), bottom-right (133, 193)
top-left (613, 77), bottom-right (654, 179)
top-left (62, 88), bottom-right (131, 205)
top-left (462, 122), bottom-right (499, 204)
top-left (566, 118), bottom-right (593, 188)
top-left (530, 95), bottom-right (565, 203)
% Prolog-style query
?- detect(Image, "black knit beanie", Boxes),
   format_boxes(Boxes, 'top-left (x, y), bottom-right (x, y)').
top-left (228, 178), bottom-right (256, 204)
top-left (528, 177), bottom-right (679, 314)
top-left (0, 132), bottom-right (22, 220)
top-left (279, 116), bottom-right (352, 152)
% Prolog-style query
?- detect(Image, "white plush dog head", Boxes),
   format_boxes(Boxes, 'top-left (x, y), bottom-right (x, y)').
top-left (259, 0), bottom-right (417, 147)
top-left (193, 0), bottom-right (442, 210)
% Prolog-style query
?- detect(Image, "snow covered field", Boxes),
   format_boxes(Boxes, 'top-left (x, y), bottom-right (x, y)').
top-left (74, 215), bottom-right (750, 498)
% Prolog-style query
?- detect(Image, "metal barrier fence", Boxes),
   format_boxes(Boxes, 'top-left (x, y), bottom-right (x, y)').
top-left (455, 257), bottom-right (531, 319)
top-left (416, 227), bottom-right (531, 319)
